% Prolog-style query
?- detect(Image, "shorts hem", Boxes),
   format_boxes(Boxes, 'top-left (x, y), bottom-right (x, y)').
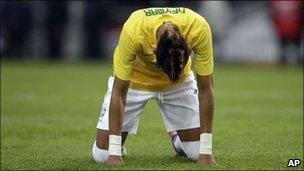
top-left (167, 122), bottom-right (200, 132)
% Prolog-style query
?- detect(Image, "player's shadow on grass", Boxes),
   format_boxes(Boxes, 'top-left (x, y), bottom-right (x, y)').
top-left (75, 155), bottom-right (222, 169)
top-left (81, 154), bottom-right (193, 167)
top-left (164, 155), bottom-right (194, 164)
top-left (122, 154), bottom-right (195, 167)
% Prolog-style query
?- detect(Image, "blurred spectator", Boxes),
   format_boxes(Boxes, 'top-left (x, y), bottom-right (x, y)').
top-left (198, 1), bottom-right (232, 42)
top-left (100, 1), bottom-right (153, 59)
top-left (27, 2), bottom-right (48, 59)
top-left (197, 1), bottom-right (232, 59)
top-left (270, 0), bottom-right (302, 65)
top-left (83, 1), bottom-right (153, 59)
top-left (45, 1), bottom-right (68, 59)
top-left (0, 25), bottom-right (6, 57)
top-left (62, 1), bottom-right (85, 60)
top-left (83, 2), bottom-right (115, 59)
top-left (1, 1), bottom-right (33, 58)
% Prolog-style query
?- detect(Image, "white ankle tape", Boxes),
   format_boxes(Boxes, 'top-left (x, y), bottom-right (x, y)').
top-left (199, 133), bottom-right (212, 155)
top-left (109, 135), bottom-right (122, 156)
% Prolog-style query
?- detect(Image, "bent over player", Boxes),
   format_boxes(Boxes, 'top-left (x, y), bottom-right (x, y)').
top-left (92, 7), bottom-right (217, 166)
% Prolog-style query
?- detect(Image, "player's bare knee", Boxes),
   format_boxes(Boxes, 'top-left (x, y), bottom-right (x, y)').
top-left (182, 141), bottom-right (200, 161)
top-left (92, 141), bottom-right (109, 163)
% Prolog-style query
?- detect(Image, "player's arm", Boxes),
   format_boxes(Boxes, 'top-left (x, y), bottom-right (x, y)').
top-left (106, 76), bottom-right (130, 167)
top-left (196, 74), bottom-right (217, 165)
top-left (106, 16), bottom-right (138, 167)
top-left (197, 74), bottom-right (214, 134)
top-left (109, 77), bottom-right (130, 135)
top-left (191, 17), bottom-right (217, 165)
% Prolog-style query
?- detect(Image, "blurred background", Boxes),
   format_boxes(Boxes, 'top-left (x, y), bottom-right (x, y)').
top-left (1, 0), bottom-right (303, 65)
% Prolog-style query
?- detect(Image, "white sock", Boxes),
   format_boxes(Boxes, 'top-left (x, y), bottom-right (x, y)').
top-left (182, 141), bottom-right (200, 161)
top-left (92, 141), bottom-right (109, 163)
top-left (173, 134), bottom-right (184, 152)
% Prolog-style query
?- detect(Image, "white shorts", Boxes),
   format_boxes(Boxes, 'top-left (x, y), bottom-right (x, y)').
top-left (96, 73), bottom-right (200, 134)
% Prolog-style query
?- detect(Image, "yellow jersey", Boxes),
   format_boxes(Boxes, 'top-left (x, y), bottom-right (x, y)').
top-left (113, 7), bottom-right (214, 91)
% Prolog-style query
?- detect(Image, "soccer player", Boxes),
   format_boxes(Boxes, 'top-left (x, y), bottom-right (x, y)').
top-left (92, 7), bottom-right (217, 166)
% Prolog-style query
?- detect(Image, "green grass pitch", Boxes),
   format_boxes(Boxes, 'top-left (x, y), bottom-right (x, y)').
top-left (1, 60), bottom-right (303, 170)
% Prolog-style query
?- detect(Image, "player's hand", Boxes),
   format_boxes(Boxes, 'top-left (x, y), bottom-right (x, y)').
top-left (197, 154), bottom-right (217, 166)
top-left (106, 155), bottom-right (124, 167)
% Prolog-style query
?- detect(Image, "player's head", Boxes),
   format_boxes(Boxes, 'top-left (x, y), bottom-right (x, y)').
top-left (155, 22), bottom-right (190, 83)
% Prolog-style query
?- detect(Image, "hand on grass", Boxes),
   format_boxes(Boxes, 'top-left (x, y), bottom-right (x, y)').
top-left (197, 154), bottom-right (217, 166)
top-left (106, 155), bottom-right (124, 167)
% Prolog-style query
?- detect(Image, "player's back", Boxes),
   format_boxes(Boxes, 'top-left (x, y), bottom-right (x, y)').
top-left (115, 7), bottom-right (212, 91)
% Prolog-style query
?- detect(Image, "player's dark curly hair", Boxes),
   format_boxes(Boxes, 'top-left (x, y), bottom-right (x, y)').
top-left (155, 23), bottom-right (190, 83)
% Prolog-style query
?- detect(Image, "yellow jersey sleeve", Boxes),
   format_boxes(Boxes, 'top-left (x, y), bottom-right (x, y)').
top-left (191, 17), bottom-right (214, 76)
top-left (113, 17), bottom-right (139, 81)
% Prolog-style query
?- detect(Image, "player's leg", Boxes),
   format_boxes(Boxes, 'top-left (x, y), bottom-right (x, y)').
top-left (92, 76), bottom-right (154, 163)
top-left (168, 128), bottom-right (200, 159)
top-left (158, 73), bottom-right (201, 161)
top-left (176, 128), bottom-right (200, 161)
top-left (168, 131), bottom-right (186, 156)
top-left (168, 130), bottom-right (201, 162)
top-left (95, 129), bottom-right (128, 150)
top-left (92, 129), bottom-right (128, 163)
